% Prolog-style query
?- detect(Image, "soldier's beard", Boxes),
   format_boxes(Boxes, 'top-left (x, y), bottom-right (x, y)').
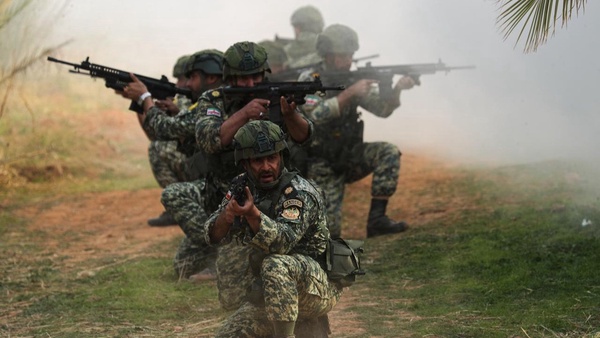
top-left (247, 166), bottom-right (285, 191)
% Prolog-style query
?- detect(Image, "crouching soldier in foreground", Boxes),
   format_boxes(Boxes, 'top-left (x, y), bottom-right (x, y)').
top-left (205, 120), bottom-right (342, 337)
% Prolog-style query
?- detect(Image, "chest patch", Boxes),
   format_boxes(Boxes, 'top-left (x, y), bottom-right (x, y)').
top-left (281, 206), bottom-right (301, 220)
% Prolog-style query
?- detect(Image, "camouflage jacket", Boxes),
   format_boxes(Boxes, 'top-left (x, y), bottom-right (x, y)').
top-left (298, 64), bottom-right (400, 165)
top-left (142, 98), bottom-right (199, 156)
top-left (204, 170), bottom-right (329, 258)
top-left (194, 87), bottom-right (314, 202)
top-left (284, 31), bottom-right (319, 66)
top-left (298, 64), bottom-right (400, 122)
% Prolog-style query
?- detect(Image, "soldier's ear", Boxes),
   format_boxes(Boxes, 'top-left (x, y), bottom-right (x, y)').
top-left (241, 160), bottom-right (250, 171)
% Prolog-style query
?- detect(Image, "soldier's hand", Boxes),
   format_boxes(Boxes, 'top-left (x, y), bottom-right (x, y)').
top-left (346, 79), bottom-right (378, 98)
top-left (227, 187), bottom-right (259, 221)
top-left (280, 96), bottom-right (297, 118)
top-left (394, 76), bottom-right (416, 91)
top-left (122, 73), bottom-right (149, 101)
top-left (155, 98), bottom-right (179, 115)
top-left (241, 98), bottom-right (270, 121)
top-left (114, 89), bottom-right (128, 99)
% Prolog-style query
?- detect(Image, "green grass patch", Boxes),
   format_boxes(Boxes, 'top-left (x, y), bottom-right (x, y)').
top-left (358, 161), bottom-right (600, 337)
top-left (7, 257), bottom-right (223, 337)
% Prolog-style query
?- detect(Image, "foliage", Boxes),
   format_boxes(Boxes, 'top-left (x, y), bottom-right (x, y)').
top-left (497, 0), bottom-right (587, 53)
top-left (0, 0), bottom-right (70, 117)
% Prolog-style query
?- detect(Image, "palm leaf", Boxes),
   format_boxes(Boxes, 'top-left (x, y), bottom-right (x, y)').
top-left (497, 0), bottom-right (586, 53)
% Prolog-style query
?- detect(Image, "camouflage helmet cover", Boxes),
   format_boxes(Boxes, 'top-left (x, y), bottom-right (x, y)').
top-left (184, 49), bottom-right (224, 76)
top-left (290, 5), bottom-right (324, 34)
top-left (223, 41), bottom-right (271, 79)
top-left (173, 54), bottom-right (190, 78)
top-left (316, 24), bottom-right (359, 56)
top-left (258, 40), bottom-right (288, 66)
top-left (233, 120), bottom-right (287, 165)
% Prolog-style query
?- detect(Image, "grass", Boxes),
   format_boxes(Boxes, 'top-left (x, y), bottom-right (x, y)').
top-left (356, 162), bottom-right (600, 338)
top-left (2, 73), bottom-right (600, 336)
top-left (4, 157), bottom-right (600, 337)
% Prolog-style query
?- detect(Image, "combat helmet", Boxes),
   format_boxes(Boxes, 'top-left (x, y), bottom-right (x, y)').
top-left (172, 54), bottom-right (190, 78)
top-left (233, 120), bottom-right (287, 165)
top-left (258, 40), bottom-right (288, 67)
top-left (291, 5), bottom-right (324, 34)
top-left (184, 49), bottom-right (224, 76)
top-left (223, 41), bottom-right (271, 80)
top-left (316, 24), bottom-right (359, 56)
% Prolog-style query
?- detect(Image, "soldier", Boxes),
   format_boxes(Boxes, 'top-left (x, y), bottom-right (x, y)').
top-left (282, 5), bottom-right (324, 68)
top-left (194, 41), bottom-right (313, 309)
top-left (299, 24), bottom-right (416, 238)
top-left (134, 55), bottom-right (190, 226)
top-left (121, 50), bottom-right (225, 280)
top-left (258, 40), bottom-right (289, 77)
top-left (206, 120), bottom-right (340, 338)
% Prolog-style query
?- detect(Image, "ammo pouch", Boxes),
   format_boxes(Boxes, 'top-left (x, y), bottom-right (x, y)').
top-left (183, 152), bottom-right (207, 181)
top-left (312, 117), bottom-right (364, 175)
top-left (325, 238), bottom-right (365, 288)
top-left (287, 142), bottom-right (309, 177)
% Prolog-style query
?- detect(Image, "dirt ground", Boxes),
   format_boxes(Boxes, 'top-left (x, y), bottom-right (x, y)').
top-left (5, 108), bottom-right (465, 336)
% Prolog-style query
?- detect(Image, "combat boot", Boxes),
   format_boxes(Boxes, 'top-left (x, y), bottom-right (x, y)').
top-left (367, 215), bottom-right (408, 237)
top-left (272, 321), bottom-right (295, 338)
top-left (147, 211), bottom-right (177, 227)
top-left (366, 198), bottom-right (408, 238)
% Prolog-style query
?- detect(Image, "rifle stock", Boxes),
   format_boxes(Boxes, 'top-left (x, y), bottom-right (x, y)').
top-left (48, 56), bottom-right (192, 113)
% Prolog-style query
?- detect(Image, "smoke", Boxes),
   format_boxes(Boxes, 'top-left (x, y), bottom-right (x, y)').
top-left (47, 0), bottom-right (600, 167)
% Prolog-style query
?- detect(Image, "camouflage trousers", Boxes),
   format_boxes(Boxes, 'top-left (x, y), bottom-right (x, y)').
top-left (216, 243), bottom-right (254, 310)
top-left (160, 179), bottom-right (217, 279)
top-left (148, 140), bottom-right (187, 188)
top-left (308, 141), bottom-right (401, 237)
top-left (215, 253), bottom-right (341, 337)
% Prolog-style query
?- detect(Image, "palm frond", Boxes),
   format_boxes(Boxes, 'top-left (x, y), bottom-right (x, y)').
top-left (496, 0), bottom-right (587, 53)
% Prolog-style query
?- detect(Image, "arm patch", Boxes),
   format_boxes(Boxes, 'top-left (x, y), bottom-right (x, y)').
top-left (283, 199), bottom-right (303, 209)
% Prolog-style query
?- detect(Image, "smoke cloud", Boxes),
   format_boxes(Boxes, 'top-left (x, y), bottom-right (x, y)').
top-left (47, 0), bottom-right (600, 166)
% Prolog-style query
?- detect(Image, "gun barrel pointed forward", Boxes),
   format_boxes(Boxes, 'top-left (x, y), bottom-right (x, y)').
top-left (48, 56), bottom-right (192, 113)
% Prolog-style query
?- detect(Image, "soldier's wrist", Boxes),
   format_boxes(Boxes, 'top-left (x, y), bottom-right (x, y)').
top-left (137, 92), bottom-right (152, 106)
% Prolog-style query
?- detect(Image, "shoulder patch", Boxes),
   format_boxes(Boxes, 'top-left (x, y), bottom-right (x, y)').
top-left (281, 206), bottom-right (301, 220)
top-left (283, 199), bottom-right (303, 209)
top-left (304, 94), bottom-right (320, 106)
top-left (211, 90), bottom-right (221, 98)
top-left (206, 107), bottom-right (221, 117)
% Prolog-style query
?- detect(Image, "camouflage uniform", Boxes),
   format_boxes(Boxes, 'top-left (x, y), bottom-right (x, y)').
top-left (284, 5), bottom-right (324, 68)
top-left (193, 89), bottom-right (314, 308)
top-left (144, 50), bottom-right (224, 278)
top-left (205, 170), bottom-right (340, 337)
top-left (298, 24), bottom-right (403, 238)
top-left (146, 94), bottom-right (190, 189)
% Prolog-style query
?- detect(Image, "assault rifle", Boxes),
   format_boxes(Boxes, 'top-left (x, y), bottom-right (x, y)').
top-left (47, 56), bottom-right (192, 113)
top-left (221, 76), bottom-right (345, 125)
top-left (226, 174), bottom-right (248, 230)
top-left (314, 59), bottom-right (475, 98)
top-left (268, 54), bottom-right (380, 82)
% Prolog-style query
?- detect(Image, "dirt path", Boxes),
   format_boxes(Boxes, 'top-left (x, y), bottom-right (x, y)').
top-left (11, 151), bottom-right (463, 337)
